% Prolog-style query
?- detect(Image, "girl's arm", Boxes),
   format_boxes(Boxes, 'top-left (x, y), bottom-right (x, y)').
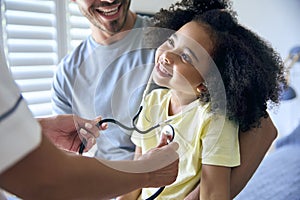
top-left (117, 146), bottom-right (143, 200)
top-left (185, 116), bottom-right (277, 200)
top-left (200, 165), bottom-right (231, 200)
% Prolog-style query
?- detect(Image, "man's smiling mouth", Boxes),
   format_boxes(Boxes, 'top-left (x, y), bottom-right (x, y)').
top-left (96, 3), bottom-right (121, 16)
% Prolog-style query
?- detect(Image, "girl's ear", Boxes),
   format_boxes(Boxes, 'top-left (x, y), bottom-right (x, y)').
top-left (196, 82), bottom-right (207, 94)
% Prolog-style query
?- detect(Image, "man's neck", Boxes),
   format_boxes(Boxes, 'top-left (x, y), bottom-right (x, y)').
top-left (91, 11), bottom-right (137, 45)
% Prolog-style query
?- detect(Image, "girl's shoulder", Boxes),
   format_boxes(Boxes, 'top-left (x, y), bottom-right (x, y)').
top-left (144, 88), bottom-right (170, 104)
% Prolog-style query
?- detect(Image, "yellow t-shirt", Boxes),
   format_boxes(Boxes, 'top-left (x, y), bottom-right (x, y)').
top-left (131, 89), bottom-right (240, 200)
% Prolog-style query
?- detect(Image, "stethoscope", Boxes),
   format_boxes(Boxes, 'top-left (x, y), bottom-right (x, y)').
top-left (78, 75), bottom-right (175, 155)
top-left (78, 105), bottom-right (175, 200)
top-left (78, 105), bottom-right (175, 153)
top-left (78, 74), bottom-right (176, 199)
top-left (78, 75), bottom-right (199, 199)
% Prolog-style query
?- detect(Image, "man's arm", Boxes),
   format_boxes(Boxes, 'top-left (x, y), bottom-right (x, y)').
top-left (230, 116), bottom-right (277, 198)
top-left (51, 62), bottom-right (73, 115)
top-left (185, 116), bottom-right (277, 200)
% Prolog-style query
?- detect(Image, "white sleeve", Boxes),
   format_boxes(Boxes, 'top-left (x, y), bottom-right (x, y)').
top-left (0, 30), bottom-right (41, 174)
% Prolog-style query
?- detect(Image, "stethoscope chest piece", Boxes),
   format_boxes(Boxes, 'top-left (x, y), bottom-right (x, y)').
top-left (161, 124), bottom-right (175, 143)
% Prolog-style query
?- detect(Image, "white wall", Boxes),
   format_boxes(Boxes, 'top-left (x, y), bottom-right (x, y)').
top-left (232, 0), bottom-right (300, 137)
top-left (130, 0), bottom-right (176, 14)
top-left (131, 0), bottom-right (300, 137)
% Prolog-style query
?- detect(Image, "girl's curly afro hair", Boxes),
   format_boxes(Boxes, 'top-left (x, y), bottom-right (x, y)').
top-left (152, 0), bottom-right (231, 30)
top-left (153, 0), bottom-right (286, 132)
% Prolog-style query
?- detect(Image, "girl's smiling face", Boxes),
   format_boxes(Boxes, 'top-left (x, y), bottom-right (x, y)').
top-left (153, 21), bottom-right (214, 98)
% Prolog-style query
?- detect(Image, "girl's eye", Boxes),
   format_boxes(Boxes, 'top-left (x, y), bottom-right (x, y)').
top-left (167, 38), bottom-right (174, 47)
top-left (181, 53), bottom-right (192, 64)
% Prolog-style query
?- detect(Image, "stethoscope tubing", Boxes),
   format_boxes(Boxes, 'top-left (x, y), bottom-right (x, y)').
top-left (145, 186), bottom-right (165, 200)
top-left (78, 106), bottom-right (168, 153)
top-left (78, 105), bottom-right (175, 199)
top-left (79, 119), bottom-right (162, 154)
top-left (78, 76), bottom-right (176, 199)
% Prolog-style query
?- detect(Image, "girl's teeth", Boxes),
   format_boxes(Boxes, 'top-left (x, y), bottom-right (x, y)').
top-left (159, 65), bottom-right (171, 76)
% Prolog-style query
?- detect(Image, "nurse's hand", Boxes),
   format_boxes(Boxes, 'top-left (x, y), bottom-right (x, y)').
top-left (139, 142), bottom-right (180, 187)
top-left (38, 115), bottom-right (107, 152)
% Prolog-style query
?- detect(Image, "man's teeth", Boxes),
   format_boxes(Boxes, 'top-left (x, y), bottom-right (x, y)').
top-left (99, 7), bottom-right (119, 16)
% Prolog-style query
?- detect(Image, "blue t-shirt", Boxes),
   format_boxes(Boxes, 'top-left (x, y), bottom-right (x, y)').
top-left (51, 15), bottom-right (156, 160)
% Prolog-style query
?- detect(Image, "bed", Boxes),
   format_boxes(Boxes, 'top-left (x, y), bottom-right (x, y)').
top-left (234, 124), bottom-right (300, 200)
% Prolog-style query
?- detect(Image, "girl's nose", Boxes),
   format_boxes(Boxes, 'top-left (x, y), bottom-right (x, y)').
top-left (163, 57), bottom-right (170, 65)
top-left (161, 52), bottom-right (174, 65)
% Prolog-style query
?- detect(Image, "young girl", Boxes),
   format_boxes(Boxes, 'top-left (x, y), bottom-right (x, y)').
top-left (118, 6), bottom-right (285, 200)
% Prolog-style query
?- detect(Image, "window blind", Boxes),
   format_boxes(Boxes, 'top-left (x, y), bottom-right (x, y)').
top-left (67, 1), bottom-right (91, 51)
top-left (2, 0), bottom-right (90, 117)
top-left (3, 0), bottom-right (57, 117)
